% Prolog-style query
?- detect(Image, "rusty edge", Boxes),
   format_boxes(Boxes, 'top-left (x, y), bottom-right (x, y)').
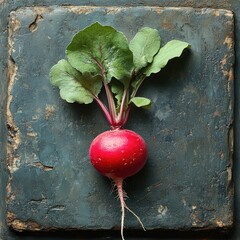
top-left (7, 211), bottom-right (67, 232)
top-left (6, 11), bottom-right (22, 230)
top-left (6, 12), bottom-right (21, 189)
top-left (218, 9), bottom-right (234, 229)
top-left (226, 11), bottom-right (234, 217)
top-left (6, 12), bottom-right (55, 231)
top-left (11, 5), bottom-right (234, 17)
top-left (4, 11), bottom-right (49, 232)
top-left (7, 212), bottom-right (41, 232)
top-left (222, 10), bottom-right (234, 209)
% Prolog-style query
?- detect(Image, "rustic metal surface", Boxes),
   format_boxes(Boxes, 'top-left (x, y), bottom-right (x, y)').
top-left (4, 5), bottom-right (234, 233)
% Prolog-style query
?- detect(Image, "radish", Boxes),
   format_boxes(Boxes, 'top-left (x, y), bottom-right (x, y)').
top-left (89, 129), bottom-right (147, 238)
top-left (50, 22), bottom-right (190, 239)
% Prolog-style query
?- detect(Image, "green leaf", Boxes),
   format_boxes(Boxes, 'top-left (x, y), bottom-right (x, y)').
top-left (144, 40), bottom-right (190, 77)
top-left (50, 59), bottom-right (102, 104)
top-left (129, 27), bottom-right (160, 70)
top-left (66, 22), bottom-right (133, 84)
top-left (130, 97), bottom-right (151, 108)
top-left (111, 80), bottom-right (124, 108)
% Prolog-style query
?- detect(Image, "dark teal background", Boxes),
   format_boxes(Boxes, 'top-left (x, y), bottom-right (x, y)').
top-left (0, 1), bottom-right (239, 239)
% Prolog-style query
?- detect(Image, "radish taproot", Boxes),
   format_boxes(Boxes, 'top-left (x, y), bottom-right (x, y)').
top-left (50, 22), bottom-right (190, 239)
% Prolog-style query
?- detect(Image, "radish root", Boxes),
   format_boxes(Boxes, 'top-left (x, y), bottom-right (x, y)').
top-left (114, 178), bottom-right (146, 240)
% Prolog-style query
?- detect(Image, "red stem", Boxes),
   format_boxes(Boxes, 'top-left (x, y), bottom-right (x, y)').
top-left (93, 96), bottom-right (113, 126)
top-left (92, 55), bottom-right (117, 126)
top-left (116, 88), bottom-right (128, 125)
top-left (121, 105), bottom-right (131, 128)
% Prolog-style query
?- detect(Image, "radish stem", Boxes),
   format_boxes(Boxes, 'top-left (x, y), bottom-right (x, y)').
top-left (130, 75), bottom-right (146, 99)
top-left (117, 88), bottom-right (128, 125)
top-left (93, 96), bottom-right (113, 125)
top-left (92, 55), bottom-right (117, 126)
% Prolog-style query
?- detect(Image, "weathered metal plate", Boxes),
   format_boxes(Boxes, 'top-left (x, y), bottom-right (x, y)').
top-left (6, 6), bottom-right (234, 232)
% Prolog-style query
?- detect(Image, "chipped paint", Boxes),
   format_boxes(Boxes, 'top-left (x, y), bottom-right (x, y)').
top-left (191, 206), bottom-right (198, 226)
top-left (224, 10), bottom-right (234, 18)
top-left (27, 132), bottom-right (38, 137)
top-left (7, 211), bottom-right (41, 231)
top-left (32, 162), bottom-right (53, 171)
top-left (224, 36), bottom-right (234, 49)
top-left (220, 53), bottom-right (234, 103)
top-left (11, 219), bottom-right (41, 231)
top-left (149, 6), bottom-right (164, 15)
top-left (220, 54), bottom-right (228, 67)
top-left (62, 6), bottom-right (129, 15)
top-left (104, 7), bottom-right (123, 14)
top-left (8, 12), bottom-right (21, 33)
top-left (6, 211), bottom-right (17, 225)
top-left (31, 6), bottom-right (53, 15)
top-left (215, 220), bottom-right (224, 227)
top-left (157, 205), bottom-right (168, 217)
top-left (7, 12), bottom-right (21, 174)
top-left (228, 126), bottom-right (234, 183)
top-left (6, 182), bottom-right (15, 201)
top-left (63, 6), bottom-right (99, 15)
top-left (48, 205), bottom-right (65, 211)
top-left (45, 104), bottom-right (56, 120)
top-left (213, 9), bottom-right (220, 16)
top-left (227, 68), bottom-right (234, 100)
top-left (29, 14), bottom-right (43, 32)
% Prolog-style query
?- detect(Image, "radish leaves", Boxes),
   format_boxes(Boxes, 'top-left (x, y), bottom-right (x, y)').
top-left (66, 22), bottom-right (133, 83)
top-left (129, 27), bottom-right (161, 71)
top-left (50, 22), bottom-right (190, 128)
top-left (50, 59), bottom-right (102, 104)
top-left (130, 97), bottom-right (151, 108)
top-left (144, 40), bottom-right (190, 77)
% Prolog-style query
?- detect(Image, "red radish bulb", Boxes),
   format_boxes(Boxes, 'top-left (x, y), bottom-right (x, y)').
top-left (89, 129), bottom-right (147, 179)
top-left (89, 129), bottom-right (147, 239)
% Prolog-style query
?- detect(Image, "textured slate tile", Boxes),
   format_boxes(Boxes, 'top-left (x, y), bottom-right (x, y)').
top-left (6, 6), bottom-right (234, 232)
